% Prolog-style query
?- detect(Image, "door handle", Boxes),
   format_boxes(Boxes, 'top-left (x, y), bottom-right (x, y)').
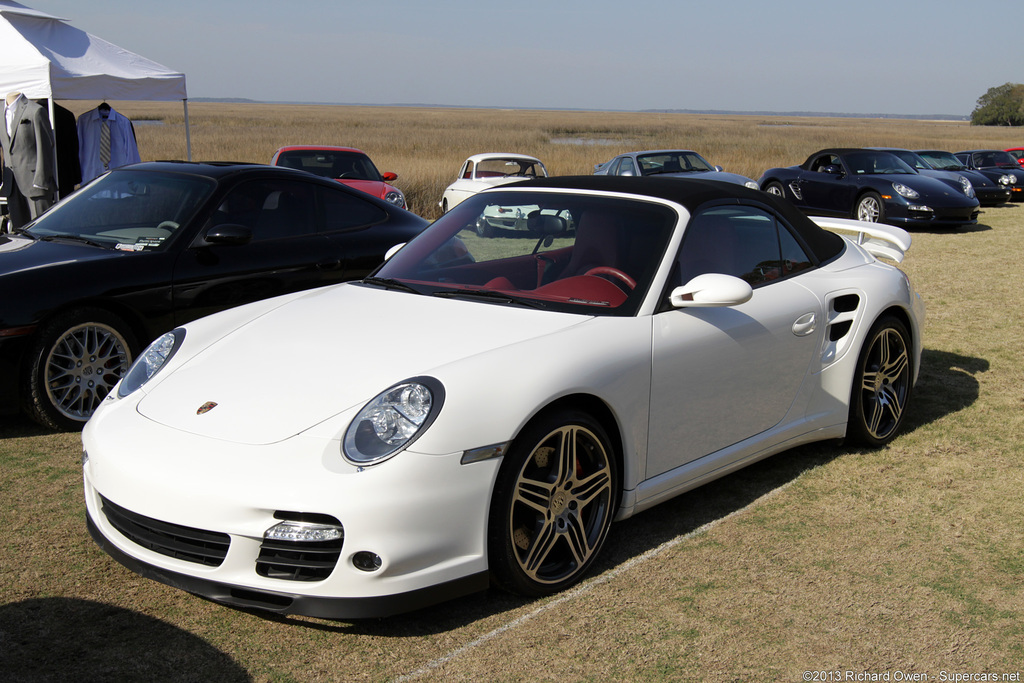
top-left (792, 312), bottom-right (816, 337)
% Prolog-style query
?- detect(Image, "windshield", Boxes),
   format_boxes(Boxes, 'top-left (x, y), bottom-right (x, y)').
top-left (917, 151), bottom-right (964, 171)
top-left (973, 151), bottom-right (1019, 168)
top-left (888, 150), bottom-right (930, 171)
top-left (276, 150), bottom-right (383, 181)
top-left (370, 190), bottom-right (677, 316)
top-left (26, 170), bottom-right (215, 251)
top-left (637, 152), bottom-right (714, 175)
top-left (845, 151), bottom-right (916, 175)
top-left (475, 158), bottom-right (546, 178)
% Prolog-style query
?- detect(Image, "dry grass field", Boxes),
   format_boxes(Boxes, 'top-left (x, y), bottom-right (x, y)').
top-left (2, 104), bottom-right (1023, 682)
top-left (57, 100), bottom-right (1024, 219)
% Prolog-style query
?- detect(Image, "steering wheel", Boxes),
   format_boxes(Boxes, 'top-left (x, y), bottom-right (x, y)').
top-left (584, 266), bottom-right (636, 290)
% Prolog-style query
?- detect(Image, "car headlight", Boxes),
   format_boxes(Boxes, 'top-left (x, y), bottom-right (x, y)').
top-left (384, 190), bottom-right (406, 207)
top-left (892, 182), bottom-right (919, 199)
top-left (343, 377), bottom-right (444, 465)
top-left (1000, 174), bottom-right (1014, 185)
top-left (958, 175), bottom-right (975, 198)
top-left (744, 180), bottom-right (759, 190)
top-left (117, 328), bottom-right (185, 398)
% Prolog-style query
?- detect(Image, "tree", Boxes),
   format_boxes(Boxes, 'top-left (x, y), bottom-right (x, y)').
top-left (971, 83), bottom-right (1024, 126)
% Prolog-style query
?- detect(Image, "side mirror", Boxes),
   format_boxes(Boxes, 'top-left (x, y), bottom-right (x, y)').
top-left (201, 223), bottom-right (252, 246)
top-left (821, 164), bottom-right (844, 175)
top-left (382, 172), bottom-right (398, 182)
top-left (714, 165), bottom-right (724, 172)
top-left (384, 243), bottom-right (405, 261)
top-left (669, 273), bottom-right (752, 308)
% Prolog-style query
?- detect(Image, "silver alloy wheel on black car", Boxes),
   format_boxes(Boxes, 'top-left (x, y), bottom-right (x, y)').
top-left (848, 316), bottom-right (912, 447)
top-left (488, 409), bottom-right (618, 596)
top-left (856, 192), bottom-right (883, 222)
top-left (26, 308), bottom-right (135, 430)
top-left (764, 181), bottom-right (785, 198)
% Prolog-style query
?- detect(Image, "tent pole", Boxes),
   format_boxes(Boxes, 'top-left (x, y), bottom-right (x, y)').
top-left (183, 99), bottom-right (192, 161)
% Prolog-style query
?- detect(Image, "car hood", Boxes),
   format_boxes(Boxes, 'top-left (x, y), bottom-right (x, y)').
top-left (660, 170), bottom-right (754, 186)
top-left (337, 178), bottom-right (389, 199)
top-left (0, 233), bottom-right (119, 271)
top-left (135, 284), bottom-right (588, 445)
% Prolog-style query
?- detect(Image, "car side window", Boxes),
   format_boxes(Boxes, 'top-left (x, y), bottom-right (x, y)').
top-left (319, 185), bottom-right (388, 232)
top-left (613, 158), bottom-right (636, 176)
top-left (676, 205), bottom-right (810, 287)
top-left (211, 179), bottom-right (316, 242)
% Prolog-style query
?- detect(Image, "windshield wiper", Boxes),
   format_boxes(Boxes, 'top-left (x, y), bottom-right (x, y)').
top-left (361, 276), bottom-right (423, 295)
top-left (38, 234), bottom-right (107, 248)
top-left (432, 288), bottom-right (547, 309)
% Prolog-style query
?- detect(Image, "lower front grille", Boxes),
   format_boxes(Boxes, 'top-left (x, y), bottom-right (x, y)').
top-left (101, 496), bottom-right (230, 567)
top-left (256, 537), bottom-right (343, 582)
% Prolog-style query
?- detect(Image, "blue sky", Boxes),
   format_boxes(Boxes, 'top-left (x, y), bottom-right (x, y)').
top-left (26, 0), bottom-right (1022, 116)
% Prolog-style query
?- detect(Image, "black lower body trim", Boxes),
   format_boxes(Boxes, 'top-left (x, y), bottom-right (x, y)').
top-left (87, 513), bottom-right (489, 619)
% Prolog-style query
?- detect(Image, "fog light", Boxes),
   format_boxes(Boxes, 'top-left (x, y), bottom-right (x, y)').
top-left (264, 521), bottom-right (343, 543)
top-left (907, 205), bottom-right (933, 213)
top-left (352, 551), bottom-right (382, 572)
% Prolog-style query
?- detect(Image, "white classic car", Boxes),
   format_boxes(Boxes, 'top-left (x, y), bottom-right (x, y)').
top-left (439, 153), bottom-right (548, 213)
top-left (84, 176), bottom-right (924, 619)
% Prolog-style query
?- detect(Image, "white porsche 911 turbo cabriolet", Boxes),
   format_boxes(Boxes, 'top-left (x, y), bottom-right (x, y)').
top-left (83, 176), bottom-right (925, 619)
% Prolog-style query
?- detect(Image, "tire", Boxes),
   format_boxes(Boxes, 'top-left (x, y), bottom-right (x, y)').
top-left (764, 181), bottom-right (785, 198)
top-left (488, 409), bottom-right (619, 596)
top-left (24, 308), bottom-right (136, 431)
top-left (441, 199), bottom-right (449, 214)
top-left (847, 315), bottom-right (912, 447)
top-left (474, 217), bottom-right (494, 238)
top-left (855, 192), bottom-right (884, 223)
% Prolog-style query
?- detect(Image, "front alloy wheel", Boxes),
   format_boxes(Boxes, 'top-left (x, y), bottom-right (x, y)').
top-left (848, 316), bottom-right (912, 447)
top-left (489, 410), bottom-right (618, 596)
top-left (26, 309), bottom-right (135, 430)
top-left (856, 192), bottom-right (884, 223)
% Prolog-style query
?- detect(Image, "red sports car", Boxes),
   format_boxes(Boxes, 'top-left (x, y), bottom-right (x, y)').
top-left (271, 146), bottom-right (407, 209)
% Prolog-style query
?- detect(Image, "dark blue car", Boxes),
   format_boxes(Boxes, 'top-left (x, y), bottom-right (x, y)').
top-left (758, 148), bottom-right (980, 228)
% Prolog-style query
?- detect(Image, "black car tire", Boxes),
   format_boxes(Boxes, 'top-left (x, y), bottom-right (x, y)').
top-left (488, 408), bottom-right (619, 597)
top-left (474, 217), bottom-right (494, 238)
top-left (24, 308), bottom-right (136, 431)
top-left (855, 192), bottom-right (884, 223)
top-left (847, 315), bottom-right (912, 448)
top-left (764, 181), bottom-right (786, 199)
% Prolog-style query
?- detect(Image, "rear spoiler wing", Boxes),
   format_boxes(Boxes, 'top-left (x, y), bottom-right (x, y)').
top-left (810, 216), bottom-right (911, 264)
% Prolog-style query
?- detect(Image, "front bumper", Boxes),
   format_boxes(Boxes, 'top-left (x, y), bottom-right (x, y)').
top-left (974, 186), bottom-right (1013, 206)
top-left (82, 401), bottom-right (503, 619)
top-left (883, 200), bottom-right (979, 228)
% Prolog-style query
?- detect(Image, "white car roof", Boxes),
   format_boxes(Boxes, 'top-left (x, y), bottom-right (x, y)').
top-left (465, 152), bottom-right (544, 164)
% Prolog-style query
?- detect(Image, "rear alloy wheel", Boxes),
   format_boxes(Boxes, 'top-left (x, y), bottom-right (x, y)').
top-left (855, 192), bottom-right (884, 223)
top-left (25, 309), bottom-right (135, 431)
top-left (488, 410), bottom-right (618, 596)
top-left (848, 316), bottom-right (912, 447)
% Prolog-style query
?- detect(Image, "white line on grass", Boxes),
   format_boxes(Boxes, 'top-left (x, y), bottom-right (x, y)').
top-left (392, 479), bottom-right (797, 682)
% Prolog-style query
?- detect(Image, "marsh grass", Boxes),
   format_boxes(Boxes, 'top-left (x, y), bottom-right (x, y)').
top-left (2, 106), bottom-right (1023, 681)
top-left (63, 101), bottom-right (1024, 219)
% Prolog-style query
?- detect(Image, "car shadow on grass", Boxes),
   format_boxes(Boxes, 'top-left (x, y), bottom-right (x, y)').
top-left (0, 598), bottom-right (251, 682)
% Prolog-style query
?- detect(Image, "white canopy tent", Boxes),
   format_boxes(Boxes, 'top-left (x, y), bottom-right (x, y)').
top-left (0, 0), bottom-right (191, 162)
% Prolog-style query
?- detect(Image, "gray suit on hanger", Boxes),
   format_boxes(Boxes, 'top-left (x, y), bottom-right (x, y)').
top-left (1, 95), bottom-right (56, 227)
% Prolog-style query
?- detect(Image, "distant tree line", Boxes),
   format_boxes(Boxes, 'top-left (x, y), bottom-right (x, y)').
top-left (971, 83), bottom-right (1024, 126)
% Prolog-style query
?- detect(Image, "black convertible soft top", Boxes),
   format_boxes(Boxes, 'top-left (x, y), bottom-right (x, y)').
top-left (506, 175), bottom-right (846, 265)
